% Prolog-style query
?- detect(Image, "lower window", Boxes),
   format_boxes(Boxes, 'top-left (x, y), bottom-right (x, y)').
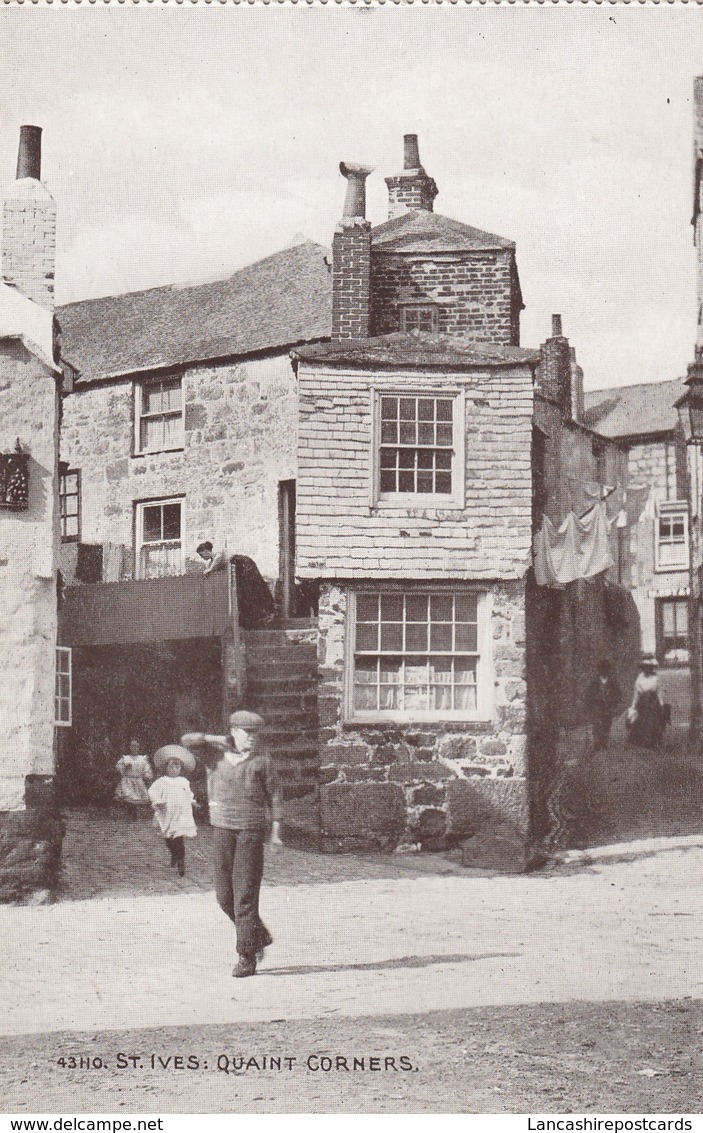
top-left (135, 497), bottom-right (184, 579)
top-left (656, 598), bottom-right (689, 666)
top-left (347, 589), bottom-right (490, 721)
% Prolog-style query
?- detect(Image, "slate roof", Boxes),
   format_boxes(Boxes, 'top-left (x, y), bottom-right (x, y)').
top-left (57, 241), bottom-right (332, 384)
top-left (583, 378), bottom-right (686, 439)
top-left (294, 331), bottom-right (539, 370)
top-left (371, 210), bottom-right (515, 254)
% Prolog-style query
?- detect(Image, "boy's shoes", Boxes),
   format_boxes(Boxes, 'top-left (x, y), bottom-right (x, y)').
top-left (256, 927), bottom-right (274, 963)
top-left (232, 957), bottom-right (257, 978)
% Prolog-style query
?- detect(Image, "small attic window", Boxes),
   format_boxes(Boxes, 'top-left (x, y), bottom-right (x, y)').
top-left (400, 305), bottom-right (438, 334)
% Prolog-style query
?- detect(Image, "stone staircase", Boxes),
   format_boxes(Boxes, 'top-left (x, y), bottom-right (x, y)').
top-left (243, 622), bottom-right (320, 845)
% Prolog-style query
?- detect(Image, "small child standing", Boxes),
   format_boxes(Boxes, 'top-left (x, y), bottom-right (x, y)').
top-left (148, 745), bottom-right (197, 877)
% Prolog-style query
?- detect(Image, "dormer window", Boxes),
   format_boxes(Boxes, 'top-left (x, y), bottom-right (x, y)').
top-left (400, 305), bottom-right (438, 334)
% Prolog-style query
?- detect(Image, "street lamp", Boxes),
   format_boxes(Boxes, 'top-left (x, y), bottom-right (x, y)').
top-left (676, 361), bottom-right (703, 744)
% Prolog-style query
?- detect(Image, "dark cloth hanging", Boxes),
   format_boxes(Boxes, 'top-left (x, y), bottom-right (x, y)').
top-left (75, 543), bottom-right (103, 584)
top-left (230, 555), bottom-right (275, 629)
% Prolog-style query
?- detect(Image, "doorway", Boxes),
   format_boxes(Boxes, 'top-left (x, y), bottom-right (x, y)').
top-left (278, 479), bottom-right (296, 619)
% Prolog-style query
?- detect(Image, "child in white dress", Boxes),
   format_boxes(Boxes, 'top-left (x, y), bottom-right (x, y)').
top-left (148, 746), bottom-right (197, 877)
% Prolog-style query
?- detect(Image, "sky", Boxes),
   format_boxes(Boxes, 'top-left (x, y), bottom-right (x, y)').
top-left (2, 6), bottom-right (703, 392)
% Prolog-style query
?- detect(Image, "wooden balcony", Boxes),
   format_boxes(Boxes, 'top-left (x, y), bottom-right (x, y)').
top-left (59, 570), bottom-right (232, 647)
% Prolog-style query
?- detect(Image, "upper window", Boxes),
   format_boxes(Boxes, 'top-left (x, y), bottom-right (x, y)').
top-left (378, 393), bottom-right (462, 504)
top-left (59, 466), bottom-right (80, 542)
top-left (655, 504), bottom-right (689, 572)
top-left (400, 305), bottom-right (438, 334)
top-left (135, 497), bottom-right (184, 579)
top-left (135, 376), bottom-right (184, 454)
top-left (346, 589), bottom-right (491, 722)
top-left (55, 646), bottom-right (72, 727)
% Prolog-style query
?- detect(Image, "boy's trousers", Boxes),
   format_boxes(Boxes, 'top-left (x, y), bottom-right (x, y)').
top-left (212, 827), bottom-right (269, 958)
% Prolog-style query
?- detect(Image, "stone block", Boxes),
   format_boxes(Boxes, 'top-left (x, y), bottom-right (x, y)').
top-left (343, 766), bottom-right (388, 782)
top-left (320, 782), bottom-right (406, 838)
top-left (437, 735), bottom-right (477, 761)
top-left (388, 761), bottom-right (448, 784)
top-left (416, 807), bottom-right (447, 840)
top-left (446, 777), bottom-right (528, 840)
top-left (479, 738), bottom-right (507, 758)
top-left (411, 783), bottom-right (445, 806)
top-left (324, 743), bottom-right (370, 765)
top-left (185, 403), bottom-right (207, 430)
top-left (460, 821), bottom-right (528, 873)
top-left (106, 458), bottom-right (128, 482)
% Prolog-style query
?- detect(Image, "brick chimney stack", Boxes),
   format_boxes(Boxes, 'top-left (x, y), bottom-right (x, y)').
top-left (537, 314), bottom-right (574, 418)
top-left (384, 134), bottom-right (438, 220)
top-left (332, 162), bottom-right (373, 341)
top-left (2, 126), bottom-right (56, 310)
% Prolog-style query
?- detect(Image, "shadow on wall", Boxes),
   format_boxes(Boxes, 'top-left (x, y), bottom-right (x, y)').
top-left (526, 571), bottom-right (641, 840)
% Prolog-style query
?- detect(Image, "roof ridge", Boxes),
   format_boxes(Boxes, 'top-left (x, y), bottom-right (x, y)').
top-left (585, 376), bottom-right (685, 398)
top-left (57, 240), bottom-right (329, 312)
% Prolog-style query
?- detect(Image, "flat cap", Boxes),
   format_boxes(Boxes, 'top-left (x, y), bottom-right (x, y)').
top-left (229, 710), bottom-right (265, 730)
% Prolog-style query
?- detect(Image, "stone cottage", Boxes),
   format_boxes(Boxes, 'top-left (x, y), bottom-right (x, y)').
top-left (52, 134), bottom-right (641, 867)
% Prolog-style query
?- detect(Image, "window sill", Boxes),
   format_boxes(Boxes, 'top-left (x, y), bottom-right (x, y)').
top-left (132, 447), bottom-right (185, 458)
top-left (373, 493), bottom-right (464, 511)
top-left (654, 564), bottom-right (690, 574)
top-left (346, 710), bottom-right (489, 725)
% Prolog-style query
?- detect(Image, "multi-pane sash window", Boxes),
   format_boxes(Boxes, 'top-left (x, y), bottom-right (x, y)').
top-left (656, 506), bottom-right (689, 571)
top-left (55, 646), bottom-right (72, 727)
top-left (137, 377), bottom-right (184, 454)
top-left (658, 599), bottom-right (689, 665)
top-left (136, 498), bottom-right (183, 579)
top-left (351, 591), bottom-right (482, 719)
top-left (400, 306), bottom-right (438, 334)
top-left (380, 395), bottom-right (454, 495)
top-left (59, 468), bottom-right (80, 541)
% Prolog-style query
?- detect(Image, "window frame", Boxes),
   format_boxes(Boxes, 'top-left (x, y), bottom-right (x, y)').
top-left (370, 388), bottom-right (465, 509)
top-left (58, 465), bottom-right (81, 543)
top-left (134, 496), bottom-right (185, 580)
top-left (55, 646), bottom-right (72, 728)
top-left (654, 502), bottom-right (689, 573)
top-left (343, 586), bottom-right (494, 724)
top-left (134, 374), bottom-right (185, 456)
top-left (399, 305), bottom-right (439, 334)
top-left (655, 597), bottom-right (690, 667)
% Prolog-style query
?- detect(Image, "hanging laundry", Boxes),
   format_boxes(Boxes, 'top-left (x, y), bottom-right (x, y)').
top-left (533, 502), bottom-right (615, 587)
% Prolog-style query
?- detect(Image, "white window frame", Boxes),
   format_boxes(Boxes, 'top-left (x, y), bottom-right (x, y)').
top-left (655, 502), bottom-right (689, 573)
top-left (344, 586), bottom-right (494, 724)
top-left (371, 388), bottom-right (465, 509)
top-left (134, 374), bottom-right (185, 455)
top-left (135, 496), bottom-right (185, 580)
top-left (55, 646), bottom-right (72, 727)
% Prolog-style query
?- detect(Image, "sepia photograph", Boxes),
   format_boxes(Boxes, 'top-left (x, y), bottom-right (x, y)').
top-left (1, 3), bottom-right (703, 1118)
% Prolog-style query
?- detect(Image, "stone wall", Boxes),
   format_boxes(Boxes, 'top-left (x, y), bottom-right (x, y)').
top-left (297, 362), bottom-right (533, 581)
top-left (0, 337), bottom-right (62, 901)
top-left (316, 581), bottom-right (529, 869)
top-left (60, 351), bottom-right (296, 584)
top-left (0, 340), bottom-right (59, 812)
top-left (369, 249), bottom-right (520, 346)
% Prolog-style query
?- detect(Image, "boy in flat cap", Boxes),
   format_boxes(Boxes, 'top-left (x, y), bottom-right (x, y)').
top-left (181, 711), bottom-right (283, 978)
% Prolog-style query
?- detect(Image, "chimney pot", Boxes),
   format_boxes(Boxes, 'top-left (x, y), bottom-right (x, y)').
top-left (339, 162), bottom-right (374, 220)
top-left (551, 313), bottom-right (563, 338)
top-left (16, 125), bottom-right (42, 181)
top-left (403, 134), bottom-right (421, 170)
